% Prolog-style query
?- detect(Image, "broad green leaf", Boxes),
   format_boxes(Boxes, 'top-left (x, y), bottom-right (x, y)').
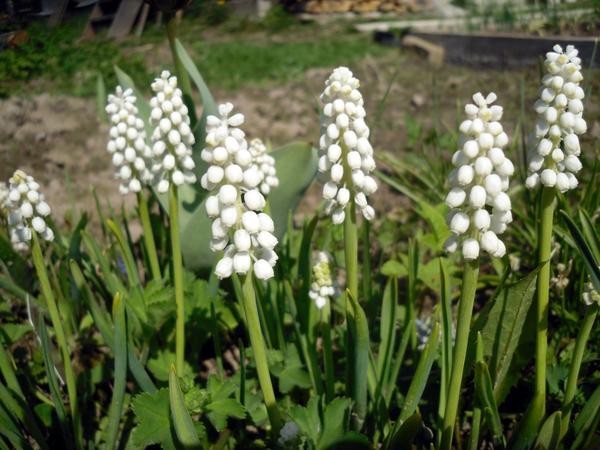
top-left (321, 432), bottom-right (370, 450)
top-left (271, 345), bottom-right (312, 393)
top-left (534, 411), bottom-right (562, 450)
top-left (130, 389), bottom-right (177, 450)
top-left (169, 367), bottom-right (202, 448)
top-left (471, 268), bottom-right (538, 402)
top-left (384, 410), bottom-right (423, 450)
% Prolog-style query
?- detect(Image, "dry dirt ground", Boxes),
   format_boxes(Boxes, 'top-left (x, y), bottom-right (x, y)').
top-left (2, 43), bottom-right (600, 231)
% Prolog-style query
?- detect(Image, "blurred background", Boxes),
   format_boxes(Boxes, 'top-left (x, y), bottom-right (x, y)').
top-left (1, 0), bottom-right (599, 227)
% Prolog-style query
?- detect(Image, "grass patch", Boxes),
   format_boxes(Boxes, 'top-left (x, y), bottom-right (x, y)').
top-left (192, 35), bottom-right (391, 90)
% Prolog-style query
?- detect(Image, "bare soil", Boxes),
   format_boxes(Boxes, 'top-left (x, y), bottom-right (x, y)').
top-left (2, 45), bottom-right (600, 230)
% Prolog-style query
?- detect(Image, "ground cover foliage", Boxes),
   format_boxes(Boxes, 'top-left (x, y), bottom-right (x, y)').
top-left (0, 6), bottom-right (599, 450)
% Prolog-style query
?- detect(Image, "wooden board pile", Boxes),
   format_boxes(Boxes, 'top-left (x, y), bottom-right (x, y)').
top-left (294, 0), bottom-right (430, 14)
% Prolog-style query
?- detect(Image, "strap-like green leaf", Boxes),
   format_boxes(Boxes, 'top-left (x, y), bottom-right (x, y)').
top-left (560, 210), bottom-right (600, 292)
top-left (168, 366), bottom-right (202, 448)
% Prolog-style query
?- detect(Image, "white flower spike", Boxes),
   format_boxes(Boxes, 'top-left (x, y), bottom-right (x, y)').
top-left (149, 70), bottom-right (197, 193)
top-left (445, 93), bottom-right (513, 260)
top-left (202, 103), bottom-right (279, 280)
top-left (248, 138), bottom-right (279, 195)
top-left (319, 67), bottom-right (377, 224)
top-left (309, 252), bottom-right (336, 309)
top-left (4, 170), bottom-right (54, 251)
top-left (526, 45), bottom-right (586, 193)
top-left (106, 86), bottom-right (154, 194)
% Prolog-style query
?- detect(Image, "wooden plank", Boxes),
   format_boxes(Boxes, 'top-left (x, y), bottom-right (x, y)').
top-left (107, 0), bottom-right (143, 39)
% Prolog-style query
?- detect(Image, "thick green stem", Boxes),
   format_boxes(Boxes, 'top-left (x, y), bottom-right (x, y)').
top-left (535, 186), bottom-right (556, 418)
top-left (441, 260), bottom-right (479, 450)
top-left (242, 272), bottom-right (282, 434)
top-left (560, 303), bottom-right (598, 439)
top-left (321, 302), bottom-right (335, 402)
top-left (31, 234), bottom-right (82, 449)
top-left (169, 185), bottom-right (185, 375)
top-left (344, 201), bottom-right (359, 300)
top-left (137, 192), bottom-right (161, 282)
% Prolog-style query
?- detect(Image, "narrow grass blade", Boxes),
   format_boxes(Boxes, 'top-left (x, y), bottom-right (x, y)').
top-left (169, 366), bottom-right (201, 448)
top-left (560, 210), bottom-right (600, 291)
top-left (96, 72), bottom-right (107, 122)
top-left (0, 381), bottom-right (47, 449)
top-left (474, 336), bottom-right (503, 445)
top-left (399, 322), bottom-right (439, 423)
top-left (104, 294), bottom-right (128, 449)
top-left (106, 219), bottom-right (140, 288)
top-left (346, 289), bottom-right (369, 430)
top-left (438, 258), bottom-right (453, 419)
top-left (37, 312), bottom-right (71, 447)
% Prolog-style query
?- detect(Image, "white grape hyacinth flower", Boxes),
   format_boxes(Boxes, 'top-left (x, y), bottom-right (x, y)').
top-left (248, 138), bottom-right (279, 195)
top-left (318, 67), bottom-right (377, 224)
top-left (526, 45), bottom-right (586, 193)
top-left (201, 103), bottom-right (279, 280)
top-left (105, 86), bottom-right (154, 194)
top-left (309, 251), bottom-right (335, 309)
top-left (4, 170), bottom-right (54, 250)
top-left (444, 92), bottom-right (514, 260)
top-left (149, 70), bottom-right (197, 193)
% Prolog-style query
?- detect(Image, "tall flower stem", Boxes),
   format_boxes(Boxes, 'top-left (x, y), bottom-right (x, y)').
top-left (321, 302), bottom-right (335, 402)
top-left (137, 192), bottom-right (161, 281)
top-left (534, 186), bottom-right (556, 419)
top-left (169, 185), bottom-right (185, 374)
top-left (242, 271), bottom-right (282, 434)
top-left (31, 233), bottom-right (82, 449)
top-left (441, 260), bottom-right (479, 450)
top-left (560, 302), bottom-right (598, 438)
top-left (344, 199), bottom-right (359, 301)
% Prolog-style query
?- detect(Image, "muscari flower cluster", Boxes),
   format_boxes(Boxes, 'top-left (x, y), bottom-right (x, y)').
top-left (309, 252), bottom-right (335, 309)
top-left (4, 170), bottom-right (53, 250)
top-left (149, 70), bottom-right (197, 193)
top-left (583, 279), bottom-right (600, 307)
top-left (201, 103), bottom-right (278, 280)
top-left (318, 67), bottom-right (377, 224)
top-left (526, 45), bottom-right (586, 192)
top-left (445, 93), bottom-right (513, 260)
top-left (105, 86), bottom-right (153, 194)
top-left (248, 138), bottom-right (279, 195)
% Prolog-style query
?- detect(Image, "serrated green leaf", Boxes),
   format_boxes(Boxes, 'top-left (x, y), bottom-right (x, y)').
top-left (206, 399), bottom-right (246, 431)
top-left (289, 396), bottom-right (321, 445)
top-left (130, 389), bottom-right (177, 450)
top-left (318, 397), bottom-right (352, 450)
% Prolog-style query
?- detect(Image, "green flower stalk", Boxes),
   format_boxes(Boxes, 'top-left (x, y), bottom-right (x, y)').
top-left (201, 103), bottom-right (282, 433)
top-left (525, 45), bottom-right (586, 426)
top-left (441, 92), bottom-right (513, 449)
top-left (149, 71), bottom-right (197, 373)
top-left (105, 86), bottom-right (161, 281)
top-left (4, 170), bottom-right (82, 448)
top-left (560, 283), bottom-right (599, 440)
top-left (318, 67), bottom-right (377, 426)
